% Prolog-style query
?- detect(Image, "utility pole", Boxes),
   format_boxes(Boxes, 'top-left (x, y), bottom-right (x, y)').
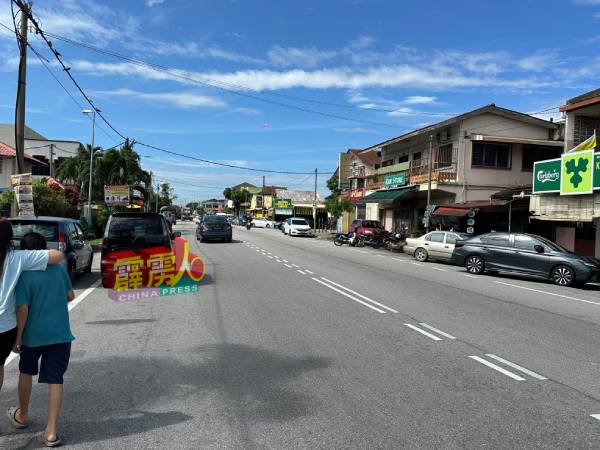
top-left (425, 134), bottom-right (434, 232)
top-left (49, 143), bottom-right (54, 178)
top-left (262, 175), bottom-right (266, 217)
top-left (14, 0), bottom-right (30, 174)
top-left (313, 168), bottom-right (318, 230)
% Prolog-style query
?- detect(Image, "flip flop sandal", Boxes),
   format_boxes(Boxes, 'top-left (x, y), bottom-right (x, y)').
top-left (6, 407), bottom-right (28, 429)
top-left (38, 433), bottom-right (62, 447)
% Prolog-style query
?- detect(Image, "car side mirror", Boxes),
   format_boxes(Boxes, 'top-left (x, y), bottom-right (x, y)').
top-left (72, 239), bottom-right (84, 250)
top-left (534, 244), bottom-right (544, 253)
top-left (171, 231), bottom-right (181, 239)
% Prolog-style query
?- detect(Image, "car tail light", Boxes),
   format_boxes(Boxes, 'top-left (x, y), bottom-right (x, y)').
top-left (58, 231), bottom-right (66, 251)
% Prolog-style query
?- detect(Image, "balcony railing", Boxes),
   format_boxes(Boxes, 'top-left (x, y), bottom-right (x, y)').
top-left (408, 158), bottom-right (457, 184)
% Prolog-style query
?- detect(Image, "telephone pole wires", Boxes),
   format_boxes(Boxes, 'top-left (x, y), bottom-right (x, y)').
top-left (14, 0), bottom-right (30, 174)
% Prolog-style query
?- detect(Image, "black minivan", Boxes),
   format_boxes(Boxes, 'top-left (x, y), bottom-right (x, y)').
top-left (451, 232), bottom-right (600, 287)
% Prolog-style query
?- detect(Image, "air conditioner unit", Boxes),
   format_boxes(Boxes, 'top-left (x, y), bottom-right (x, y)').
top-left (437, 129), bottom-right (450, 143)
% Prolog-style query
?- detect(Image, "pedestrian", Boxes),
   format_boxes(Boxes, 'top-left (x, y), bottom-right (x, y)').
top-left (0, 219), bottom-right (63, 397)
top-left (8, 232), bottom-right (74, 447)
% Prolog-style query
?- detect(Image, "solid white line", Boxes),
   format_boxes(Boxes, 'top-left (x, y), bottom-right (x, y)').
top-left (432, 267), bottom-right (448, 272)
top-left (320, 277), bottom-right (398, 313)
top-left (463, 274), bottom-right (477, 278)
top-left (5, 279), bottom-right (101, 366)
top-left (404, 323), bottom-right (443, 341)
top-left (312, 278), bottom-right (386, 314)
top-left (304, 270), bottom-right (314, 274)
top-left (391, 257), bottom-right (408, 262)
top-left (419, 323), bottom-right (456, 339)
top-left (291, 264), bottom-right (299, 268)
top-left (284, 264), bottom-right (292, 268)
top-left (468, 356), bottom-right (525, 381)
top-left (411, 262), bottom-right (423, 266)
top-left (485, 354), bottom-right (547, 380)
top-left (493, 281), bottom-right (600, 306)
top-left (297, 270), bottom-right (306, 275)
top-left (590, 414), bottom-right (600, 421)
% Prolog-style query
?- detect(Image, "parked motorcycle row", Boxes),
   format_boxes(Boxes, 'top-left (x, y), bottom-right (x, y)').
top-left (334, 231), bottom-right (405, 251)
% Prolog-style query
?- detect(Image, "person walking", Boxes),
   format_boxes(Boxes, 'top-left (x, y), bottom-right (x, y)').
top-left (9, 232), bottom-right (74, 447)
top-left (0, 218), bottom-right (63, 396)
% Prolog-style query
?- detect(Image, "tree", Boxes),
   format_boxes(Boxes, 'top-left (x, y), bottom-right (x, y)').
top-left (159, 183), bottom-right (176, 208)
top-left (325, 196), bottom-right (353, 220)
top-left (326, 172), bottom-right (340, 199)
top-left (223, 188), bottom-right (247, 215)
top-left (186, 202), bottom-right (199, 210)
top-left (32, 182), bottom-right (79, 218)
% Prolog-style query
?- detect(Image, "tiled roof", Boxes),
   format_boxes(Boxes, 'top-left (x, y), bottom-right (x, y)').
top-left (275, 189), bottom-right (322, 204)
top-left (0, 141), bottom-right (47, 164)
top-left (353, 148), bottom-right (380, 167)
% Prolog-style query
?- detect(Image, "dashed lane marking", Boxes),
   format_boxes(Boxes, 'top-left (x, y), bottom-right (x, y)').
top-left (404, 323), bottom-right (443, 341)
top-left (284, 264), bottom-right (292, 268)
top-left (463, 274), bottom-right (477, 279)
top-left (297, 270), bottom-right (306, 275)
top-left (468, 356), bottom-right (525, 381)
top-left (320, 278), bottom-right (399, 313)
top-left (432, 267), bottom-right (448, 272)
top-left (304, 270), bottom-right (314, 274)
top-left (312, 278), bottom-right (386, 314)
top-left (411, 262), bottom-right (424, 266)
top-left (485, 354), bottom-right (547, 380)
top-left (418, 323), bottom-right (456, 339)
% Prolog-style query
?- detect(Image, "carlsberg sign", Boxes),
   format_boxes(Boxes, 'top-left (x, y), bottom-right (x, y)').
top-left (532, 152), bottom-right (599, 194)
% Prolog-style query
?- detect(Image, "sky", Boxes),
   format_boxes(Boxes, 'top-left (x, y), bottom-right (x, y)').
top-left (1, 0), bottom-right (599, 204)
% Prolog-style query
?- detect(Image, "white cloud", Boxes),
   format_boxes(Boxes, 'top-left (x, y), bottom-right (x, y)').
top-left (267, 46), bottom-right (337, 68)
top-left (146, 0), bottom-right (165, 6)
top-left (403, 96), bottom-right (437, 105)
top-left (93, 88), bottom-right (226, 109)
top-left (573, 0), bottom-right (600, 4)
top-left (517, 50), bottom-right (558, 72)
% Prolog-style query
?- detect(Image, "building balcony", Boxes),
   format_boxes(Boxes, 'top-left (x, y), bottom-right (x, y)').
top-left (377, 161), bottom-right (410, 175)
top-left (408, 159), bottom-right (457, 184)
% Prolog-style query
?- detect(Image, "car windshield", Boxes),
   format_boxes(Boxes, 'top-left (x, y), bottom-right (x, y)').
top-left (203, 216), bottom-right (228, 223)
top-left (363, 221), bottom-right (381, 228)
top-left (10, 220), bottom-right (59, 241)
top-left (107, 216), bottom-right (168, 249)
top-left (534, 236), bottom-right (569, 253)
top-left (292, 219), bottom-right (308, 225)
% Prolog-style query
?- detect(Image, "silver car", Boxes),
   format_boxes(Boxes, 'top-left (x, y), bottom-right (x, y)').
top-left (404, 231), bottom-right (469, 262)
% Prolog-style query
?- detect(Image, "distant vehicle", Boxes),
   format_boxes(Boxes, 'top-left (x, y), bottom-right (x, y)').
top-left (9, 216), bottom-right (94, 280)
top-left (101, 212), bottom-right (179, 288)
top-left (252, 218), bottom-right (275, 228)
top-left (197, 215), bottom-right (232, 242)
top-left (283, 218), bottom-right (314, 237)
top-left (404, 231), bottom-right (469, 262)
top-left (451, 232), bottom-right (600, 287)
top-left (349, 219), bottom-right (386, 236)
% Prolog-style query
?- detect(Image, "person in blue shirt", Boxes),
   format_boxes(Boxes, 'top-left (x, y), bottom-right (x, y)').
top-left (8, 232), bottom-right (73, 447)
top-left (0, 219), bottom-right (63, 397)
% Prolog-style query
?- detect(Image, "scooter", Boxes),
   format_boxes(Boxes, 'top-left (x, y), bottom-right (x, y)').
top-left (358, 232), bottom-right (386, 249)
top-left (333, 232), bottom-right (361, 247)
top-left (245, 221), bottom-right (252, 230)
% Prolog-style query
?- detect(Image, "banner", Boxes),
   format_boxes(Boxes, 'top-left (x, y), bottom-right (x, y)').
top-left (11, 173), bottom-right (34, 216)
top-left (274, 198), bottom-right (292, 209)
top-left (568, 132), bottom-right (596, 153)
top-left (560, 150), bottom-right (594, 195)
top-left (104, 185), bottom-right (130, 205)
top-left (384, 173), bottom-right (407, 188)
top-left (532, 158), bottom-right (561, 193)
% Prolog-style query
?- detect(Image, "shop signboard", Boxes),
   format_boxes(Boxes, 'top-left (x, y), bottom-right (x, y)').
top-left (532, 158), bottom-right (561, 193)
top-left (595, 152), bottom-right (600, 188)
top-left (274, 198), bottom-right (292, 209)
top-left (532, 152), bottom-right (599, 194)
top-left (10, 173), bottom-right (34, 216)
top-left (275, 208), bottom-right (293, 216)
top-left (104, 185), bottom-right (130, 205)
top-left (384, 173), bottom-right (407, 188)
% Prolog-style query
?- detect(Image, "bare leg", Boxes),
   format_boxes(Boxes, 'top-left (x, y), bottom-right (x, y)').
top-left (45, 384), bottom-right (63, 442)
top-left (17, 373), bottom-right (32, 424)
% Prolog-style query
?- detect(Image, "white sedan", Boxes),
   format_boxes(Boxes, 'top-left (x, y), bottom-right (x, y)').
top-left (252, 218), bottom-right (276, 228)
top-left (283, 218), bottom-right (314, 236)
top-left (404, 231), bottom-right (469, 262)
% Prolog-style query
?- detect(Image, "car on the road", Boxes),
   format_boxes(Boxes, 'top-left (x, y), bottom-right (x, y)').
top-left (349, 219), bottom-right (386, 236)
top-left (451, 232), bottom-right (600, 287)
top-left (101, 212), bottom-right (179, 288)
top-left (196, 215), bottom-right (233, 242)
top-left (282, 218), bottom-right (314, 237)
top-left (252, 218), bottom-right (276, 228)
top-left (404, 231), bottom-right (469, 262)
top-left (9, 216), bottom-right (94, 280)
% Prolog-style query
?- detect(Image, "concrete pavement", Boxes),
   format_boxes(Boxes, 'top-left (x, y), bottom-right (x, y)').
top-left (1, 221), bottom-right (599, 448)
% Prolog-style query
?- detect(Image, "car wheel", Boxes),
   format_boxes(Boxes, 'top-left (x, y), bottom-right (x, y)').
top-left (266, 224), bottom-right (270, 228)
top-left (465, 255), bottom-right (484, 274)
top-left (414, 247), bottom-right (428, 262)
top-left (551, 265), bottom-right (575, 287)
top-left (84, 254), bottom-right (93, 274)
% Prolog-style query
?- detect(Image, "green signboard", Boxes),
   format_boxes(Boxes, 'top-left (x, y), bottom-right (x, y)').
top-left (533, 151), bottom-right (599, 195)
top-left (560, 150), bottom-right (595, 195)
top-left (532, 158), bottom-right (561, 193)
top-left (384, 173), bottom-right (407, 188)
top-left (273, 198), bottom-right (292, 209)
top-left (274, 208), bottom-right (293, 216)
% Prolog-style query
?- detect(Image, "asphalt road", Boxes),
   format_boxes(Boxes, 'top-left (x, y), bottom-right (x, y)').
top-left (1, 221), bottom-right (600, 449)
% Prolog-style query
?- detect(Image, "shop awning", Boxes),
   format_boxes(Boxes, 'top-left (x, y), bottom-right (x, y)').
top-left (432, 206), bottom-right (470, 217)
top-left (362, 186), bottom-right (415, 202)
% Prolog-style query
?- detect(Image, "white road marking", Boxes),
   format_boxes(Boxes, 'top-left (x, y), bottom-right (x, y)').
top-left (291, 264), bottom-right (299, 268)
top-left (304, 270), bottom-right (314, 274)
top-left (485, 354), bottom-right (547, 380)
top-left (297, 270), bottom-right (306, 275)
top-left (391, 257), bottom-right (408, 262)
top-left (275, 259), bottom-right (282, 263)
top-left (267, 252), bottom-right (272, 255)
top-left (432, 267), bottom-right (448, 272)
top-left (411, 262), bottom-right (424, 266)
top-left (463, 274), bottom-right (477, 278)
top-left (282, 259), bottom-right (289, 263)
top-left (268, 256), bottom-right (273, 259)
top-left (5, 279), bottom-right (101, 367)
top-left (320, 277), bottom-right (398, 313)
top-left (493, 281), bottom-right (600, 307)
top-left (312, 278), bottom-right (386, 314)
top-left (376, 254), bottom-right (386, 258)
top-left (418, 323), bottom-right (456, 339)
top-left (284, 264), bottom-right (292, 268)
top-left (468, 356), bottom-right (525, 381)
top-left (356, 250), bottom-right (369, 254)
top-left (590, 414), bottom-right (600, 421)
top-left (404, 323), bottom-right (442, 341)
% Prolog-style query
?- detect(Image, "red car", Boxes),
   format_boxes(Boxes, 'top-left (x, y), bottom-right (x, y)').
top-left (349, 219), bottom-right (386, 236)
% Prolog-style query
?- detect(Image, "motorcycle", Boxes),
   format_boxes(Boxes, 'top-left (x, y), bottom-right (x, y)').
top-left (333, 232), bottom-right (361, 247)
top-left (384, 232), bottom-right (406, 252)
top-left (245, 220), bottom-right (252, 230)
top-left (358, 232), bottom-right (386, 249)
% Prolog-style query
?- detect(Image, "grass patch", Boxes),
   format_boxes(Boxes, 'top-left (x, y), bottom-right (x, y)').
top-left (89, 238), bottom-right (103, 247)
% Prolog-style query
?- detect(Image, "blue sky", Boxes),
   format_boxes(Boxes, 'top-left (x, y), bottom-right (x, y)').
top-left (1, 0), bottom-right (600, 203)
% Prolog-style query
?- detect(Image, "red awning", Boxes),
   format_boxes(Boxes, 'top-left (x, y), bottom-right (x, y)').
top-left (432, 206), bottom-right (470, 217)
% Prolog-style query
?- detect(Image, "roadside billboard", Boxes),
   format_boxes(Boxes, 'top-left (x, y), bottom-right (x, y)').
top-left (274, 198), bottom-right (292, 209)
top-left (532, 152), bottom-right (599, 195)
top-left (105, 185), bottom-right (130, 205)
top-left (532, 158), bottom-right (561, 193)
top-left (10, 173), bottom-right (34, 216)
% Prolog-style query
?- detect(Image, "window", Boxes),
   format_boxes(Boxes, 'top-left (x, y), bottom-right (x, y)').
top-left (292, 219), bottom-right (308, 225)
top-left (521, 145), bottom-right (562, 171)
top-left (398, 155), bottom-right (408, 163)
top-left (436, 144), bottom-right (453, 169)
top-left (445, 234), bottom-right (461, 244)
top-left (0, 159), bottom-right (3, 174)
top-left (514, 235), bottom-right (539, 251)
top-left (412, 152), bottom-right (422, 161)
top-left (426, 232), bottom-right (445, 242)
top-left (480, 233), bottom-right (510, 247)
top-left (382, 159), bottom-right (394, 167)
top-left (31, 164), bottom-right (50, 176)
top-left (472, 142), bottom-right (511, 169)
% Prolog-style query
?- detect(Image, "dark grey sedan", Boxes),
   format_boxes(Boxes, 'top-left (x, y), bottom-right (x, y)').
top-left (196, 215), bottom-right (232, 242)
top-left (451, 232), bottom-right (600, 287)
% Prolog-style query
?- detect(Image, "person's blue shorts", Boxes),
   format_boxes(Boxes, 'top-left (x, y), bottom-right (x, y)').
top-left (19, 343), bottom-right (71, 384)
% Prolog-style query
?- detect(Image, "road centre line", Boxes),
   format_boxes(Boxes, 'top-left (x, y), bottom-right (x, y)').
top-left (297, 270), bottom-right (306, 275)
top-left (284, 264), bottom-right (292, 268)
top-left (485, 354), bottom-right (547, 380)
top-left (468, 356), bottom-right (525, 381)
top-left (312, 278), bottom-right (386, 314)
top-left (276, 259), bottom-right (282, 263)
top-left (6, 279), bottom-right (101, 367)
top-left (291, 264), bottom-right (299, 268)
top-left (590, 414), bottom-right (600, 421)
top-left (419, 323), bottom-right (456, 339)
top-left (493, 281), bottom-right (600, 306)
top-left (282, 259), bottom-right (288, 262)
top-left (304, 270), bottom-right (314, 274)
top-left (391, 257), bottom-right (408, 262)
top-left (268, 256), bottom-right (273, 259)
top-left (320, 277), bottom-right (398, 313)
top-left (404, 323), bottom-right (443, 341)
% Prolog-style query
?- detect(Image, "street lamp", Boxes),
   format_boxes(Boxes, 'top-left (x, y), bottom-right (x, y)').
top-left (82, 108), bottom-right (99, 226)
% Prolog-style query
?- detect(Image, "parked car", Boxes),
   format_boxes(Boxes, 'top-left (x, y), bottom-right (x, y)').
top-left (349, 219), bottom-right (386, 236)
top-left (252, 218), bottom-right (275, 228)
top-left (101, 212), bottom-right (179, 288)
top-left (451, 232), bottom-right (600, 287)
top-left (9, 216), bottom-right (94, 280)
top-left (404, 231), bottom-right (469, 262)
top-left (196, 215), bottom-right (233, 242)
top-left (283, 218), bottom-right (314, 237)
